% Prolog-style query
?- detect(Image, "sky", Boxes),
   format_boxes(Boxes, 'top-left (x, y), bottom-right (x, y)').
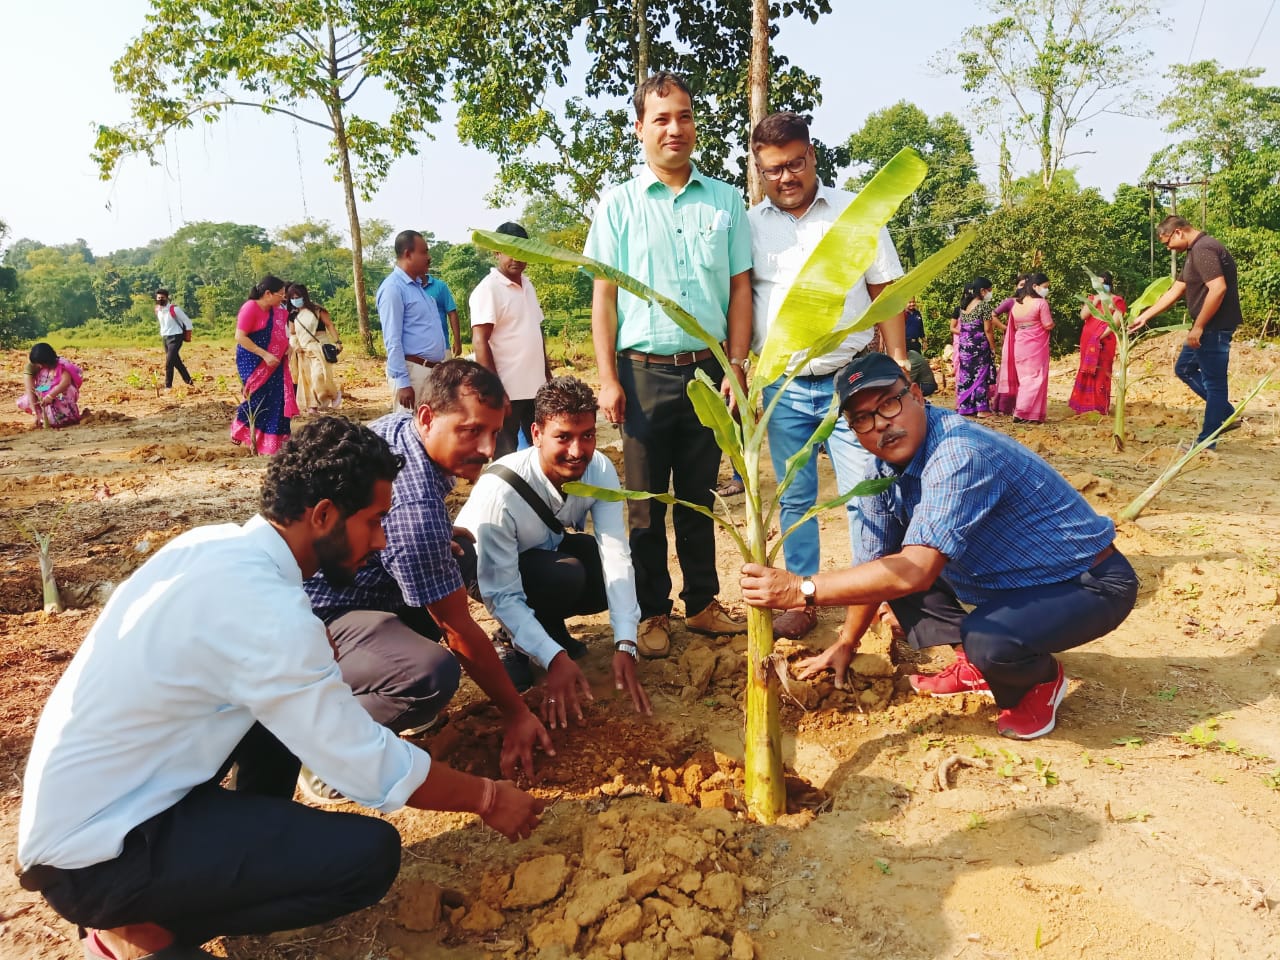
top-left (0, 0), bottom-right (1275, 256)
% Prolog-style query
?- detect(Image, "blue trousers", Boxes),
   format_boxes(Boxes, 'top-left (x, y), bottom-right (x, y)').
top-left (763, 374), bottom-right (875, 577)
top-left (888, 550), bottom-right (1139, 708)
top-left (1174, 328), bottom-right (1234, 445)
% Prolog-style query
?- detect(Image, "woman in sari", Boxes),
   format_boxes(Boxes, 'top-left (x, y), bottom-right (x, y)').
top-left (286, 282), bottom-right (343, 413)
top-left (230, 275), bottom-right (296, 454)
top-left (995, 272), bottom-right (1054, 423)
top-left (16, 342), bottom-right (82, 429)
top-left (953, 277), bottom-right (997, 417)
top-left (1069, 272), bottom-right (1127, 415)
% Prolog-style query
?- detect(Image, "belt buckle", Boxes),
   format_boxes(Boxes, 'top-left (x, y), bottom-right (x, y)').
top-left (672, 350), bottom-right (695, 366)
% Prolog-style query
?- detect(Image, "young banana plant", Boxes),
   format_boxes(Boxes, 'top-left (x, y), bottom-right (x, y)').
top-left (474, 148), bottom-right (974, 822)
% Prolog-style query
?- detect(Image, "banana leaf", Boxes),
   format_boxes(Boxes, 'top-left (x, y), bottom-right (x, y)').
top-left (563, 480), bottom-right (748, 557)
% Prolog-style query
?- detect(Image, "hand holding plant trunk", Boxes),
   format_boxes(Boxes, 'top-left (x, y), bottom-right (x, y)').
top-left (473, 148), bottom-right (974, 822)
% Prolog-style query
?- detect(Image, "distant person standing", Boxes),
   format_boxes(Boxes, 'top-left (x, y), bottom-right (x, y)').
top-left (470, 222), bottom-right (552, 458)
top-left (904, 298), bottom-right (926, 354)
top-left (995, 272), bottom-right (1054, 423)
top-left (287, 282), bottom-right (343, 414)
top-left (422, 257), bottom-right (462, 358)
top-left (377, 230), bottom-right (447, 412)
top-left (1131, 216), bottom-right (1243, 447)
top-left (953, 277), bottom-right (997, 418)
top-left (1069, 271), bottom-right (1126, 416)
top-left (155, 288), bottom-right (194, 389)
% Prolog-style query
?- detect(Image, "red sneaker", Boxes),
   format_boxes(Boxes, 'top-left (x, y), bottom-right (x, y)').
top-left (909, 647), bottom-right (992, 698)
top-left (997, 662), bottom-right (1067, 740)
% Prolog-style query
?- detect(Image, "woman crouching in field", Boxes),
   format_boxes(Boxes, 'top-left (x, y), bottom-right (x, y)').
top-left (16, 342), bottom-right (83, 429)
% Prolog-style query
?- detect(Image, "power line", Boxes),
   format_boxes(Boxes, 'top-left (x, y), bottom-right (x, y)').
top-left (1245, 0), bottom-right (1277, 65)
top-left (1186, 0), bottom-right (1208, 63)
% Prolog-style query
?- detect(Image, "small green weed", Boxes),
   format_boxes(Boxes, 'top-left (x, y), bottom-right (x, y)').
top-left (1112, 736), bottom-right (1144, 748)
top-left (966, 812), bottom-right (988, 831)
top-left (1034, 758), bottom-right (1059, 787)
top-left (1122, 810), bottom-right (1152, 822)
top-left (1103, 757), bottom-right (1124, 771)
top-left (125, 370), bottom-right (143, 389)
top-left (1155, 686), bottom-right (1179, 703)
top-left (874, 858), bottom-right (891, 875)
top-left (1262, 770), bottom-right (1280, 791)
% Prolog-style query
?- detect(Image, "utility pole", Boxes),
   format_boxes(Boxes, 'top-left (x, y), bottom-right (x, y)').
top-left (1148, 179), bottom-right (1211, 279)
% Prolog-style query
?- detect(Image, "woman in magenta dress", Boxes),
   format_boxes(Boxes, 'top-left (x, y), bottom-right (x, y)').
top-left (995, 272), bottom-right (1054, 423)
top-left (230, 275), bottom-right (297, 454)
top-left (953, 276), bottom-right (997, 417)
top-left (16, 342), bottom-right (83, 429)
top-left (1069, 272), bottom-right (1126, 415)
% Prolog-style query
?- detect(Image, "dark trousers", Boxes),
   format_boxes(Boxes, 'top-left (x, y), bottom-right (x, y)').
top-left (496, 398), bottom-right (535, 459)
top-left (29, 724), bottom-right (401, 946)
top-left (888, 550), bottom-right (1139, 708)
top-left (618, 355), bottom-right (723, 619)
top-left (162, 334), bottom-right (192, 387)
top-left (519, 532), bottom-right (608, 646)
top-left (324, 536), bottom-right (476, 732)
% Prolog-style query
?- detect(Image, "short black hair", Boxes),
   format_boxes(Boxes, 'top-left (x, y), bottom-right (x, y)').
top-left (423, 358), bottom-right (506, 415)
top-left (394, 229), bottom-right (425, 260)
top-left (534, 376), bottom-right (598, 426)
top-left (633, 71), bottom-right (693, 120)
top-left (1157, 215), bottom-right (1192, 238)
top-left (495, 221), bottom-right (528, 240)
top-left (751, 111), bottom-right (811, 153)
top-left (155, 288), bottom-right (170, 300)
top-left (260, 417), bottom-right (403, 524)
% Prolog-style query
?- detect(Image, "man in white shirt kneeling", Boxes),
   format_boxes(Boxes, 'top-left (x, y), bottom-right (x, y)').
top-left (457, 377), bottom-right (653, 730)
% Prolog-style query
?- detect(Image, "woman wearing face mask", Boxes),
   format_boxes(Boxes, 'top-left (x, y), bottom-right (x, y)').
top-left (994, 272), bottom-right (1054, 423)
top-left (231, 275), bottom-right (297, 454)
top-left (286, 282), bottom-right (343, 414)
top-left (953, 277), bottom-right (998, 417)
top-left (1069, 272), bottom-right (1126, 416)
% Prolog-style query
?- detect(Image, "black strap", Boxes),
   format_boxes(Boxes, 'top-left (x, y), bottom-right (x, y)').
top-left (486, 464), bottom-right (564, 534)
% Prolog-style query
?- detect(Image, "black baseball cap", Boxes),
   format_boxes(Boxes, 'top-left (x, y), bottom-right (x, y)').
top-left (835, 352), bottom-right (908, 410)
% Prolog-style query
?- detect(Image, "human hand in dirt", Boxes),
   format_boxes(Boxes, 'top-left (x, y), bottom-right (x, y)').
top-left (599, 379), bottom-right (626, 426)
top-left (499, 708), bottom-right (554, 781)
top-left (612, 650), bottom-right (653, 715)
top-left (739, 562), bottom-right (802, 610)
top-left (542, 652), bottom-right (593, 730)
top-left (482, 779), bottom-right (546, 842)
top-left (795, 640), bottom-right (857, 689)
top-left (396, 386), bottom-right (416, 411)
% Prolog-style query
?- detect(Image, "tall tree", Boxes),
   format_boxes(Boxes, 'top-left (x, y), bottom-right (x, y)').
top-left (92, 0), bottom-right (456, 354)
top-left (843, 101), bottom-right (989, 267)
top-left (939, 0), bottom-right (1159, 190)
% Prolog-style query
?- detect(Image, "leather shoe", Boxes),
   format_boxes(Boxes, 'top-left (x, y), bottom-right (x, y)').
top-left (685, 598), bottom-right (744, 636)
top-left (772, 606), bottom-right (817, 640)
top-left (637, 615), bottom-right (671, 658)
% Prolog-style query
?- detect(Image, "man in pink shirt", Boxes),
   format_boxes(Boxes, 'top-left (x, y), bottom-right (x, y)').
top-left (470, 222), bottom-right (553, 457)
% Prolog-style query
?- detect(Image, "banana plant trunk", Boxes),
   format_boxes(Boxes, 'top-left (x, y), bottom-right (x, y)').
top-left (38, 548), bottom-right (62, 614)
top-left (742, 447), bottom-right (785, 822)
top-left (1112, 331), bottom-right (1129, 452)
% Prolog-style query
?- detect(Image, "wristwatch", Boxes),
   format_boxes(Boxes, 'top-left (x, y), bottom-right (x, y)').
top-left (800, 577), bottom-right (817, 607)
top-left (615, 640), bottom-right (638, 660)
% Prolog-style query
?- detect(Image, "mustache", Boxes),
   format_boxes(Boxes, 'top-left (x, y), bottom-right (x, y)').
top-left (877, 428), bottom-right (907, 450)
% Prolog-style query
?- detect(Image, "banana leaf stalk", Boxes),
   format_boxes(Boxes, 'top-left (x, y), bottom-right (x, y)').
top-left (13, 505), bottom-right (71, 613)
top-left (1080, 272), bottom-right (1175, 451)
top-left (472, 148), bottom-right (972, 821)
top-left (1117, 373), bottom-right (1271, 522)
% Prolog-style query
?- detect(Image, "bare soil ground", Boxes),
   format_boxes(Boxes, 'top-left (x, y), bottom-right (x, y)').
top-left (2, 337), bottom-right (1279, 960)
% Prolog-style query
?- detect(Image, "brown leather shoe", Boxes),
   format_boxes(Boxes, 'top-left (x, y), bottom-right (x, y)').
top-left (637, 615), bottom-right (671, 658)
top-left (772, 606), bottom-right (818, 640)
top-left (685, 598), bottom-right (745, 636)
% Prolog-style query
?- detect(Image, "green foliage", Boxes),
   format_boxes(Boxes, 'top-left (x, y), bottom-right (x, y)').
top-left (843, 101), bottom-right (990, 267)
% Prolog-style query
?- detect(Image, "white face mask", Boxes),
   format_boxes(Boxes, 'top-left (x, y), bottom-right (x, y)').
top-left (982, 291), bottom-right (993, 302)
top-left (1034, 286), bottom-right (1049, 298)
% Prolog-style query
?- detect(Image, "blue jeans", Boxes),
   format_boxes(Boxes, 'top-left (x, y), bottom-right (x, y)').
top-left (1174, 328), bottom-right (1234, 445)
top-left (763, 375), bottom-right (875, 577)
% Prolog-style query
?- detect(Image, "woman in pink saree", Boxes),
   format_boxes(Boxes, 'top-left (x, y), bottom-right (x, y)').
top-left (230, 275), bottom-right (297, 455)
top-left (993, 272), bottom-right (1054, 422)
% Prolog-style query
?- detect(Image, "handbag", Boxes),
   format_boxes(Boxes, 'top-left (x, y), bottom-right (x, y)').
top-left (321, 342), bottom-right (340, 364)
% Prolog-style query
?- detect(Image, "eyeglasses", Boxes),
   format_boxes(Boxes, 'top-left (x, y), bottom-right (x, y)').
top-left (848, 383), bottom-right (912, 434)
top-left (758, 155), bottom-right (808, 181)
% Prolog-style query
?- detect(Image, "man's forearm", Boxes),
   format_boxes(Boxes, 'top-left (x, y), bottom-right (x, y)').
top-left (592, 280), bottom-right (621, 385)
top-left (726, 272), bottom-right (752, 363)
top-left (812, 548), bottom-right (946, 607)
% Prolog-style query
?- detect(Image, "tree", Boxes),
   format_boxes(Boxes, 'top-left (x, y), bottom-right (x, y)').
top-left (843, 101), bottom-right (989, 267)
top-left (19, 247), bottom-right (98, 330)
top-left (151, 221), bottom-right (271, 321)
top-left (940, 0), bottom-right (1159, 192)
top-left (520, 197), bottom-right (593, 324)
top-left (1146, 61), bottom-right (1280, 233)
top-left (93, 1), bottom-right (457, 354)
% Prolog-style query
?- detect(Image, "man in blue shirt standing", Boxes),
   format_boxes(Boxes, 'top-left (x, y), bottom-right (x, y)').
top-left (740, 353), bottom-right (1139, 740)
top-left (377, 230), bottom-right (448, 411)
top-left (422, 252), bottom-right (462, 358)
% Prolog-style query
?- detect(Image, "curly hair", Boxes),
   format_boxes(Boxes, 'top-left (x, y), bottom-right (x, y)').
top-left (260, 417), bottom-right (404, 523)
top-left (534, 376), bottom-right (598, 426)
top-left (423, 358), bottom-right (506, 415)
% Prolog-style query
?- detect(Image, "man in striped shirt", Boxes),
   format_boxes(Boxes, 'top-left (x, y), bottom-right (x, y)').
top-left (740, 352), bottom-right (1139, 740)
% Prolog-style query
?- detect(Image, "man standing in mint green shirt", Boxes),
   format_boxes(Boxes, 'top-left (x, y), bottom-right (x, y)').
top-left (584, 71), bottom-right (751, 659)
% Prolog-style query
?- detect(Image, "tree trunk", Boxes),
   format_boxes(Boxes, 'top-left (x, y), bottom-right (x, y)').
top-left (998, 132), bottom-right (1013, 208)
top-left (746, 0), bottom-right (770, 206)
top-left (327, 23), bottom-right (372, 355)
top-left (633, 0), bottom-right (650, 85)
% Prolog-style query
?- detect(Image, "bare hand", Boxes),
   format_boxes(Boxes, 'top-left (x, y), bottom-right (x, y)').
top-left (740, 562), bottom-right (803, 610)
top-left (795, 640), bottom-right (858, 688)
top-left (542, 653), bottom-right (593, 730)
top-left (599, 380), bottom-right (626, 426)
top-left (450, 526), bottom-right (475, 557)
top-left (396, 386), bottom-right (417, 411)
top-left (612, 651), bottom-right (653, 715)
top-left (263, 353), bottom-right (280, 368)
top-left (499, 708), bottom-right (554, 781)
top-left (1186, 329), bottom-right (1202, 350)
top-left (721, 366), bottom-right (747, 415)
top-left (481, 779), bottom-right (546, 842)
top-left (1128, 315), bottom-right (1149, 336)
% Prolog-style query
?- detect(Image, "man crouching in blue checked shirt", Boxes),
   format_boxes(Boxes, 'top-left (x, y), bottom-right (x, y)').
top-left (17, 417), bottom-right (544, 960)
top-left (740, 352), bottom-right (1139, 740)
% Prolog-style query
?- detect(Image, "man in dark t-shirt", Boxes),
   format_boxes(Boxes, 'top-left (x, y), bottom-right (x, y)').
top-left (1131, 215), bottom-right (1242, 446)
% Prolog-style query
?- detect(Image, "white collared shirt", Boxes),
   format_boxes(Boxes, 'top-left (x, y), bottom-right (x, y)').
top-left (749, 183), bottom-right (904, 376)
top-left (18, 516), bottom-right (431, 871)
top-left (156, 302), bottom-right (192, 337)
top-left (455, 448), bottom-right (641, 669)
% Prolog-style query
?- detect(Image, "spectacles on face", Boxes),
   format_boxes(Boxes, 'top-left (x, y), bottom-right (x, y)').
top-left (758, 154), bottom-right (808, 181)
top-left (848, 383), bottom-right (912, 434)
